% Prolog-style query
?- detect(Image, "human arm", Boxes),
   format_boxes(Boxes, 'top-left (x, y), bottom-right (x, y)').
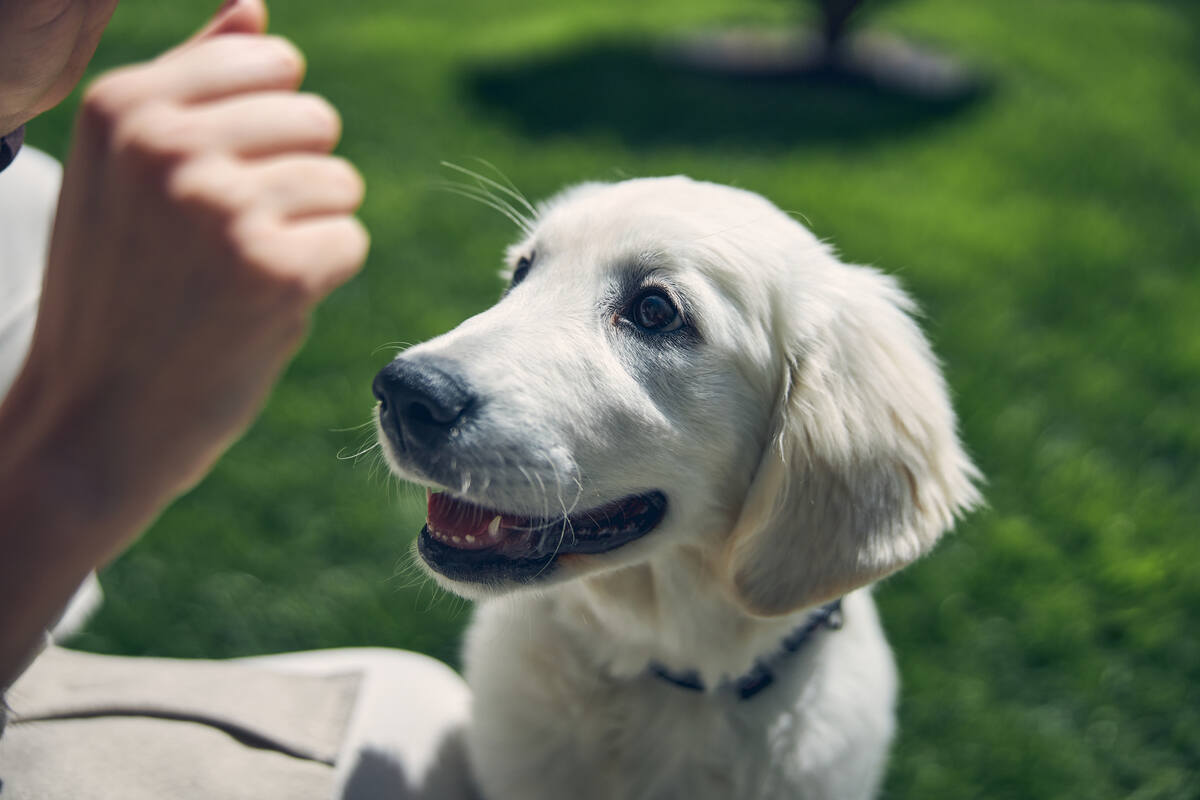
top-left (0, 0), bottom-right (368, 687)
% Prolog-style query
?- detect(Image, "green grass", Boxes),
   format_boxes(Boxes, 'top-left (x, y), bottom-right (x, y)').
top-left (26, 0), bottom-right (1200, 797)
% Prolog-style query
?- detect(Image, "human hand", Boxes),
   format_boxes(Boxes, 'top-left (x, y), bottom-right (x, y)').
top-left (0, 0), bottom-right (121, 135)
top-left (2, 0), bottom-right (368, 558)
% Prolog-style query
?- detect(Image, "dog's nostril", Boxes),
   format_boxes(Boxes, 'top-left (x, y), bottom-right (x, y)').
top-left (372, 358), bottom-right (474, 449)
top-left (407, 401), bottom-right (437, 427)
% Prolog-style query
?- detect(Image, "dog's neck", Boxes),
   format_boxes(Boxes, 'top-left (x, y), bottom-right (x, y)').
top-left (548, 545), bottom-right (821, 691)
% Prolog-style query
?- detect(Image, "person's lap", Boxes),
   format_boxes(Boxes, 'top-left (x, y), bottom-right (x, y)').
top-left (0, 645), bottom-right (475, 800)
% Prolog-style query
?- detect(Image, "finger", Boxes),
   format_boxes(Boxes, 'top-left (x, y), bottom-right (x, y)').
top-left (178, 91), bottom-right (340, 157)
top-left (178, 0), bottom-right (268, 50)
top-left (246, 156), bottom-right (365, 219)
top-left (148, 34), bottom-right (305, 103)
top-left (276, 216), bottom-right (371, 296)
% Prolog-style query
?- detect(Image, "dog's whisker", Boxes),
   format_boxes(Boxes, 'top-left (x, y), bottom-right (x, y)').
top-left (566, 472), bottom-right (585, 517)
top-left (466, 158), bottom-right (536, 217)
top-left (781, 208), bottom-right (815, 228)
top-left (331, 418), bottom-right (378, 433)
top-left (532, 471), bottom-right (550, 522)
top-left (516, 464), bottom-right (536, 502)
top-left (438, 182), bottom-right (528, 224)
top-left (435, 177), bottom-right (522, 218)
top-left (337, 439), bottom-right (380, 462)
top-left (441, 161), bottom-right (535, 226)
top-left (367, 450), bottom-right (390, 486)
top-left (530, 517), bottom-right (571, 581)
top-left (436, 183), bottom-right (534, 236)
top-left (548, 456), bottom-right (571, 524)
top-left (556, 458), bottom-right (585, 520)
top-left (372, 340), bottom-right (416, 357)
top-left (387, 557), bottom-right (432, 592)
top-left (444, 160), bottom-right (538, 221)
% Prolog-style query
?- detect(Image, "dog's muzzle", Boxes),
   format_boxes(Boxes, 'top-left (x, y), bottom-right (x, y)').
top-left (373, 356), bottom-right (669, 585)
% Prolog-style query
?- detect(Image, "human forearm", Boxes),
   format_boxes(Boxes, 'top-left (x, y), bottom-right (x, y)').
top-left (0, 380), bottom-right (143, 688)
top-left (0, 0), bottom-right (367, 687)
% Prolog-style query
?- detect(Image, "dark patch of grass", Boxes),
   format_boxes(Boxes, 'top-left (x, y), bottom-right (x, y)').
top-left (461, 39), bottom-right (990, 149)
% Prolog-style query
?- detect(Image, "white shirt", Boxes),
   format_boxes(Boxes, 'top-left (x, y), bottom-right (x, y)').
top-left (0, 145), bottom-right (60, 400)
top-left (0, 147), bottom-right (100, 655)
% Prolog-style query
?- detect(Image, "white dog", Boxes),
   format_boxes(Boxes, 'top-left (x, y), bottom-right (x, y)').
top-left (374, 176), bottom-right (980, 800)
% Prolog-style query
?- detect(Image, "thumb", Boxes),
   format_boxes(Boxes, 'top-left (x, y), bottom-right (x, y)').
top-left (184, 0), bottom-right (268, 46)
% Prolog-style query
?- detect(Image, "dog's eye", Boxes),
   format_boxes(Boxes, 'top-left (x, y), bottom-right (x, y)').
top-left (510, 253), bottom-right (534, 288)
top-left (633, 290), bottom-right (683, 333)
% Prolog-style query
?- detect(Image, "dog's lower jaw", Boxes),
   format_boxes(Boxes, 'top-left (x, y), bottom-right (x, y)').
top-left (461, 582), bottom-right (898, 800)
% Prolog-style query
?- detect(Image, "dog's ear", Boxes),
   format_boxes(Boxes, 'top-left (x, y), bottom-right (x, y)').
top-left (722, 265), bottom-right (981, 617)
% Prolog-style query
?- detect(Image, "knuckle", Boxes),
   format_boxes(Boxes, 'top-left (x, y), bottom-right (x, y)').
top-left (166, 155), bottom-right (244, 212)
top-left (260, 36), bottom-right (307, 84)
top-left (231, 217), bottom-right (368, 301)
top-left (327, 158), bottom-right (366, 206)
top-left (79, 67), bottom-right (144, 132)
top-left (232, 219), bottom-right (313, 295)
top-left (230, 214), bottom-right (280, 264)
top-left (112, 106), bottom-right (194, 168)
top-left (324, 217), bottom-right (371, 284)
top-left (295, 94), bottom-right (342, 146)
top-left (343, 217), bottom-right (371, 263)
top-left (201, 34), bottom-right (304, 81)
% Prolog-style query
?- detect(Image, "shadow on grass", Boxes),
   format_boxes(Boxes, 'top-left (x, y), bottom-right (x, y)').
top-left (461, 39), bottom-right (990, 150)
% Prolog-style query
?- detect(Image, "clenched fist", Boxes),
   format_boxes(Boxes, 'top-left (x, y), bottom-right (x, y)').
top-left (0, 0), bottom-right (368, 684)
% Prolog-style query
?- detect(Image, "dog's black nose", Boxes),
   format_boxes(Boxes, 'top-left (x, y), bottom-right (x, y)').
top-left (373, 359), bottom-right (473, 450)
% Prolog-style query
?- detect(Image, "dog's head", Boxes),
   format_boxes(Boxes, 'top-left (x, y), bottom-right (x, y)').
top-left (375, 176), bottom-right (979, 610)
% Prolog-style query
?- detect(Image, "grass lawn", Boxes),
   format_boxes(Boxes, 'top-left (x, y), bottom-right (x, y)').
top-left (26, 0), bottom-right (1199, 797)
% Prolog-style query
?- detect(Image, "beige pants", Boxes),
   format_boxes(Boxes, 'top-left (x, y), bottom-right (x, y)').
top-left (0, 645), bottom-right (477, 800)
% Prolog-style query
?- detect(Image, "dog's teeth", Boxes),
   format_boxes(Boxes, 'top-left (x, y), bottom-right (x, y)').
top-left (488, 516), bottom-right (502, 537)
top-left (452, 536), bottom-right (463, 545)
top-left (465, 534), bottom-right (476, 543)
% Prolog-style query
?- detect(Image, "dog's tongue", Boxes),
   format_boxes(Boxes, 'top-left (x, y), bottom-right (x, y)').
top-left (426, 491), bottom-right (511, 550)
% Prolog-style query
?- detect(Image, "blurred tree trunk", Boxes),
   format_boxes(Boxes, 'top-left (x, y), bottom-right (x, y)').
top-left (815, 0), bottom-right (866, 56)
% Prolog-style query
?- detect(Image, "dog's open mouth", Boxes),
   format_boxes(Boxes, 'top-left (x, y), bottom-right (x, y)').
top-left (417, 490), bottom-right (667, 583)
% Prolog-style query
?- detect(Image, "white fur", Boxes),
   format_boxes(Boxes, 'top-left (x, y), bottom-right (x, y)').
top-left (379, 176), bottom-right (980, 800)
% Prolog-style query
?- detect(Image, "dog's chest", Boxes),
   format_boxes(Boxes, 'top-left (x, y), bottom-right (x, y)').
top-left (462, 602), bottom-right (819, 800)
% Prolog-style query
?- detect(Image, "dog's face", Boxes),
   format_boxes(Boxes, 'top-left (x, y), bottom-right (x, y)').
top-left (376, 177), bottom-right (979, 608)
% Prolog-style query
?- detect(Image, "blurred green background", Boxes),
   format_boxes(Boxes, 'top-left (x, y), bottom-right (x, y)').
top-left (26, 0), bottom-right (1199, 797)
